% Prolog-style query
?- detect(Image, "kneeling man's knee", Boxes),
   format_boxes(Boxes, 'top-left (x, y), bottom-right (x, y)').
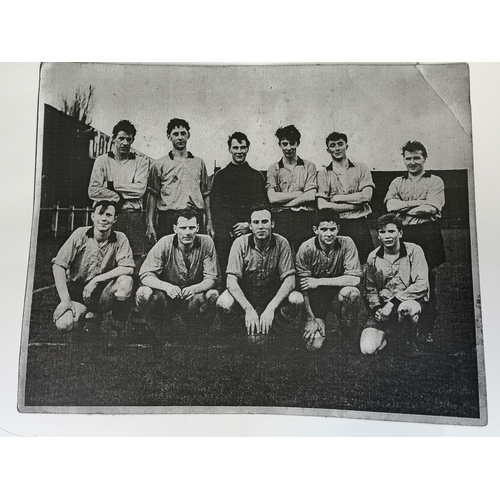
top-left (216, 290), bottom-right (234, 313)
top-left (338, 286), bottom-right (361, 304)
top-left (398, 300), bottom-right (421, 325)
top-left (115, 275), bottom-right (134, 300)
top-left (136, 285), bottom-right (154, 307)
top-left (288, 290), bottom-right (304, 307)
top-left (360, 327), bottom-right (386, 355)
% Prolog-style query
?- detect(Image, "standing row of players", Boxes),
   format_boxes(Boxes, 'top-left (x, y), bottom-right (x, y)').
top-left (51, 119), bottom-right (446, 353)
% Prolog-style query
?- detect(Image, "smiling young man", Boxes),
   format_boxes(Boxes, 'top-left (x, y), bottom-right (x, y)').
top-left (266, 125), bottom-right (317, 252)
top-left (88, 120), bottom-right (150, 260)
top-left (295, 209), bottom-right (362, 351)
top-left (360, 213), bottom-right (429, 355)
top-left (146, 118), bottom-right (212, 243)
top-left (216, 205), bottom-right (303, 343)
top-left (384, 141), bottom-right (445, 343)
top-left (316, 132), bottom-right (375, 263)
top-left (136, 209), bottom-right (219, 343)
top-left (210, 132), bottom-right (267, 273)
top-left (52, 200), bottom-right (135, 335)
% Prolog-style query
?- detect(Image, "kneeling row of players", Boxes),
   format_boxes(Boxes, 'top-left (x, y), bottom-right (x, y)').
top-left (51, 201), bottom-right (431, 355)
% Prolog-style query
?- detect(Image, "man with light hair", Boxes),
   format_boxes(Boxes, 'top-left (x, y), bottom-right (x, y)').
top-left (52, 200), bottom-right (135, 336)
top-left (216, 205), bottom-right (303, 343)
top-left (360, 213), bottom-right (429, 355)
top-left (137, 209), bottom-right (219, 344)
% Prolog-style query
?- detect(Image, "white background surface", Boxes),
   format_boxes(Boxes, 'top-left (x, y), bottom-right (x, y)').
top-left (0, 2), bottom-right (498, 496)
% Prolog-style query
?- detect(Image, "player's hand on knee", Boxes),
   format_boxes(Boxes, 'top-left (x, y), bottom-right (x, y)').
top-left (181, 285), bottom-right (196, 301)
top-left (164, 283), bottom-right (182, 300)
top-left (245, 308), bottom-right (260, 336)
top-left (83, 279), bottom-right (99, 302)
top-left (259, 306), bottom-right (275, 335)
top-left (375, 302), bottom-right (393, 322)
top-left (53, 299), bottom-right (76, 323)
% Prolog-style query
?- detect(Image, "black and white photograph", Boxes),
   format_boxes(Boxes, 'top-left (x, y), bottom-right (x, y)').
top-left (16, 62), bottom-right (486, 425)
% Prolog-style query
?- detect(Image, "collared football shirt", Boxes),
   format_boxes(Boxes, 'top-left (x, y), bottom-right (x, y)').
top-left (149, 151), bottom-right (210, 212)
top-left (88, 151), bottom-right (150, 211)
top-left (316, 159), bottom-right (374, 219)
top-left (52, 226), bottom-right (135, 283)
top-left (139, 234), bottom-right (218, 287)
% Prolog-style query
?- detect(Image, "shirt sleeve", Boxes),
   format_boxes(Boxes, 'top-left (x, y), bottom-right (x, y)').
top-left (303, 162), bottom-right (318, 192)
top-left (256, 171), bottom-right (268, 205)
top-left (394, 245), bottom-right (429, 302)
top-left (88, 156), bottom-right (121, 203)
top-left (277, 237), bottom-right (296, 280)
top-left (384, 178), bottom-right (402, 205)
top-left (200, 159), bottom-right (211, 197)
top-left (202, 237), bottom-right (218, 283)
top-left (226, 237), bottom-right (245, 279)
top-left (147, 160), bottom-right (162, 197)
top-left (52, 229), bottom-right (83, 269)
top-left (139, 239), bottom-right (166, 281)
top-left (295, 244), bottom-right (312, 278)
top-left (265, 163), bottom-right (280, 192)
top-left (113, 157), bottom-right (150, 199)
top-left (365, 254), bottom-right (383, 310)
top-left (316, 169), bottom-right (330, 200)
top-left (424, 176), bottom-right (445, 212)
top-left (356, 163), bottom-right (375, 191)
top-left (342, 238), bottom-right (363, 277)
top-left (115, 233), bottom-right (135, 269)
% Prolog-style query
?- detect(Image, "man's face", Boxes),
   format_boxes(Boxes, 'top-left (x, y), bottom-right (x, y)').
top-left (250, 209), bottom-right (274, 241)
top-left (313, 221), bottom-right (339, 248)
top-left (279, 139), bottom-right (298, 160)
top-left (229, 139), bottom-right (249, 164)
top-left (378, 223), bottom-right (402, 249)
top-left (91, 205), bottom-right (117, 232)
top-left (168, 126), bottom-right (190, 151)
top-left (403, 150), bottom-right (426, 176)
top-left (113, 131), bottom-right (134, 156)
top-left (326, 139), bottom-right (348, 161)
top-left (174, 216), bottom-right (199, 246)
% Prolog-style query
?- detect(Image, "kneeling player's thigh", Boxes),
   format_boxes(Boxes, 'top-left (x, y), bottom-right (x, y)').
top-left (398, 300), bottom-right (421, 317)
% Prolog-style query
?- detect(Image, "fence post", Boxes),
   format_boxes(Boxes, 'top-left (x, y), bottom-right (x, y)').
top-left (69, 206), bottom-right (75, 232)
top-left (52, 202), bottom-right (59, 238)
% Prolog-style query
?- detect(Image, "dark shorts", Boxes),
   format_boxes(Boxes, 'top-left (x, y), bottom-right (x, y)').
top-left (307, 287), bottom-right (339, 320)
top-left (401, 222), bottom-right (446, 270)
top-left (67, 280), bottom-right (110, 312)
top-left (113, 210), bottom-right (145, 258)
top-left (157, 209), bottom-right (206, 239)
top-left (272, 209), bottom-right (315, 252)
top-left (338, 217), bottom-right (374, 263)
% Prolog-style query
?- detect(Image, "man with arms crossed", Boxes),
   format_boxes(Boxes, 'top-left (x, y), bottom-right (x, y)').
top-left (216, 205), bottom-right (303, 343)
top-left (210, 132), bottom-right (267, 273)
top-left (316, 132), bottom-right (374, 263)
top-left (360, 213), bottom-right (429, 355)
top-left (146, 118), bottom-right (213, 243)
top-left (266, 125), bottom-right (317, 252)
top-left (88, 120), bottom-right (150, 260)
top-left (136, 209), bottom-right (219, 343)
top-left (52, 201), bottom-right (135, 335)
top-left (295, 209), bottom-right (362, 352)
top-left (384, 140), bottom-right (445, 343)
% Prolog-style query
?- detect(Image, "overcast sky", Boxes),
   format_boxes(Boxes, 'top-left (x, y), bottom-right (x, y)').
top-left (40, 63), bottom-right (472, 175)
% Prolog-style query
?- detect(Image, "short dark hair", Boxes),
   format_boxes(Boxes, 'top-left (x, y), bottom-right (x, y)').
top-left (325, 132), bottom-right (348, 146)
top-left (167, 118), bottom-right (190, 135)
top-left (315, 209), bottom-right (341, 227)
top-left (248, 203), bottom-right (272, 222)
top-left (93, 200), bottom-right (120, 216)
top-left (174, 208), bottom-right (200, 225)
top-left (228, 131), bottom-right (250, 149)
top-left (402, 140), bottom-right (427, 159)
top-left (376, 213), bottom-right (403, 232)
top-left (112, 120), bottom-right (136, 139)
top-left (275, 125), bottom-right (301, 145)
